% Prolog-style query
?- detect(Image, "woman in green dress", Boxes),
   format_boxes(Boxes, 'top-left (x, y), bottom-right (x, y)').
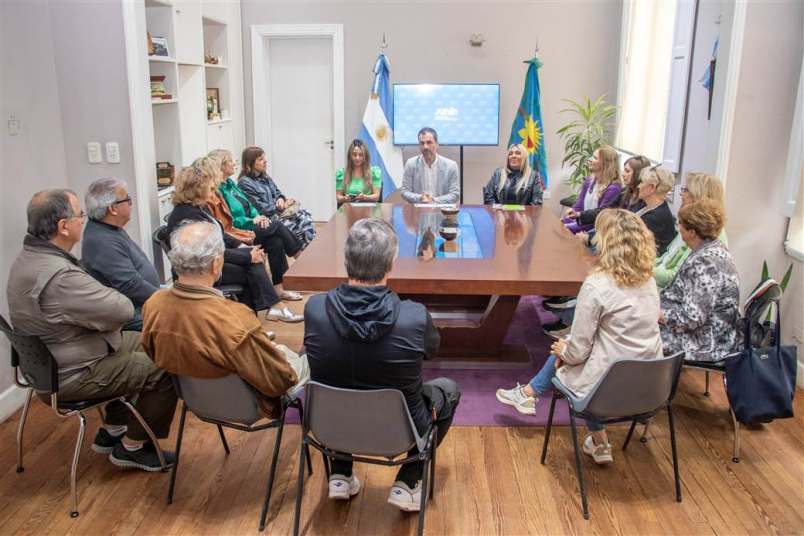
top-left (335, 139), bottom-right (382, 206)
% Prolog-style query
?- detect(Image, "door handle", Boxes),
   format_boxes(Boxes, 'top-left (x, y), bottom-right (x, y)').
top-left (324, 140), bottom-right (334, 149)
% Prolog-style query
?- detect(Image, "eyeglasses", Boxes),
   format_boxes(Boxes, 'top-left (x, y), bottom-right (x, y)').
top-left (113, 196), bottom-right (133, 206)
top-left (65, 211), bottom-right (87, 223)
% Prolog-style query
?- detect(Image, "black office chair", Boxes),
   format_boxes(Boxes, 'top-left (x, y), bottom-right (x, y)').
top-left (0, 315), bottom-right (168, 518)
top-left (167, 374), bottom-right (311, 531)
top-left (152, 224), bottom-right (246, 301)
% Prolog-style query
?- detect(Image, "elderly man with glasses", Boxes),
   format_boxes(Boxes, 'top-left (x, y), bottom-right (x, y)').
top-left (7, 188), bottom-right (177, 471)
top-left (81, 178), bottom-right (161, 331)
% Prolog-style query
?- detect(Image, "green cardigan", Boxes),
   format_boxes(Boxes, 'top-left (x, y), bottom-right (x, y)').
top-left (654, 228), bottom-right (729, 288)
top-left (335, 166), bottom-right (382, 195)
top-left (219, 177), bottom-right (259, 230)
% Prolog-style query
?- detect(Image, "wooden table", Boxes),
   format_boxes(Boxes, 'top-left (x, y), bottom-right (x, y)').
top-left (285, 203), bottom-right (592, 366)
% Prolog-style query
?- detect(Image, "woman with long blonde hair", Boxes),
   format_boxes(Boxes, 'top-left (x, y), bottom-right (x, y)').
top-left (497, 208), bottom-right (663, 464)
top-left (482, 143), bottom-right (544, 205)
top-left (335, 139), bottom-right (382, 206)
top-left (562, 145), bottom-right (623, 234)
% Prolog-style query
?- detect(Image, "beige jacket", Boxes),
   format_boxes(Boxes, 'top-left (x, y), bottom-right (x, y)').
top-left (556, 272), bottom-right (663, 398)
top-left (7, 236), bottom-right (134, 383)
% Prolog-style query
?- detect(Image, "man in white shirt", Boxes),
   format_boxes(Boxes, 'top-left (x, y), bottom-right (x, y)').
top-left (399, 127), bottom-right (460, 204)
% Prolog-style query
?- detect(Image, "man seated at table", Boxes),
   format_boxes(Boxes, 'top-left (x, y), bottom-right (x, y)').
top-left (7, 189), bottom-right (177, 471)
top-left (303, 217), bottom-right (461, 512)
top-left (141, 220), bottom-right (308, 418)
top-left (399, 127), bottom-right (460, 205)
top-left (82, 178), bottom-right (161, 331)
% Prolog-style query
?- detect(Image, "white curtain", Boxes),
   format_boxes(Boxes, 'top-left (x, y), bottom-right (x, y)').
top-left (615, 0), bottom-right (678, 162)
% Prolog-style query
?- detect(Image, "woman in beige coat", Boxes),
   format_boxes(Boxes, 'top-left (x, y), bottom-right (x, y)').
top-left (496, 209), bottom-right (663, 464)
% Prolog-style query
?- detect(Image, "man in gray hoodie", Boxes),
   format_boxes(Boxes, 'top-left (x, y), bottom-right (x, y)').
top-left (7, 189), bottom-right (176, 472)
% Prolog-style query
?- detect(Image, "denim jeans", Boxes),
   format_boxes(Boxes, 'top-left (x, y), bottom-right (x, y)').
top-left (528, 354), bottom-right (604, 432)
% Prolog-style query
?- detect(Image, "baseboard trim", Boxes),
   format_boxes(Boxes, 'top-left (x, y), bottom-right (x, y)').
top-left (0, 384), bottom-right (27, 424)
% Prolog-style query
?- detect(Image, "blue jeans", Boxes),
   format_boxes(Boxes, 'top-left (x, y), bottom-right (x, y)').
top-left (528, 355), bottom-right (604, 432)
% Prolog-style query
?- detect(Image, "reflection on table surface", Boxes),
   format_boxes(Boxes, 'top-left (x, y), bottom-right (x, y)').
top-left (394, 207), bottom-right (492, 260)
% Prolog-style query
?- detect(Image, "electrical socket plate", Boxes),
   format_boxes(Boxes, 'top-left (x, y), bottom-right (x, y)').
top-left (87, 142), bottom-right (102, 164)
top-left (105, 142), bottom-right (120, 164)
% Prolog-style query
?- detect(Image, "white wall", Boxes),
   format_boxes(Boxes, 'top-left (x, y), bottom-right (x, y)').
top-left (241, 0), bottom-right (623, 207)
top-left (722, 0), bottom-right (804, 383)
top-left (0, 0), bottom-right (70, 421)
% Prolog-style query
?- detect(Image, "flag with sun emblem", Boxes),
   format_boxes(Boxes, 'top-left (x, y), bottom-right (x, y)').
top-left (359, 53), bottom-right (404, 199)
top-left (509, 57), bottom-right (548, 186)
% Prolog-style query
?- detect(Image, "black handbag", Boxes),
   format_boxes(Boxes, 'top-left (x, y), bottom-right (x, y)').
top-left (725, 302), bottom-right (798, 425)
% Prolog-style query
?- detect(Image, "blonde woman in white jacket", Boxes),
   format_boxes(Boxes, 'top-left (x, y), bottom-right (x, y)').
top-left (496, 208), bottom-right (663, 464)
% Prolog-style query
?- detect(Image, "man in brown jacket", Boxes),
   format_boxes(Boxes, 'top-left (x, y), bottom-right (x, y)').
top-left (7, 189), bottom-right (177, 472)
top-left (141, 220), bottom-right (307, 418)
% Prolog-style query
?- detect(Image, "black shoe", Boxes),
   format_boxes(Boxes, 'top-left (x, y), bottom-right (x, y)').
top-left (543, 296), bottom-right (577, 311)
top-left (109, 442), bottom-right (175, 472)
top-left (91, 428), bottom-right (124, 454)
top-left (542, 320), bottom-right (571, 339)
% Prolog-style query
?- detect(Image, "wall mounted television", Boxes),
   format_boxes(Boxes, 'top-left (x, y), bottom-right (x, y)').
top-left (393, 83), bottom-right (500, 146)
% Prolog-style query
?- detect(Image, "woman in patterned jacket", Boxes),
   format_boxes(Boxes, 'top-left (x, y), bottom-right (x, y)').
top-left (660, 199), bottom-right (741, 362)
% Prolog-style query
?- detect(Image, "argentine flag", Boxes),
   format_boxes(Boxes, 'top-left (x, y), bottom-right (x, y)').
top-left (359, 53), bottom-right (403, 199)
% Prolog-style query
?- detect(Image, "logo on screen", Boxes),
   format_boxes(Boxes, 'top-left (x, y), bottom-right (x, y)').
top-left (435, 107), bottom-right (459, 121)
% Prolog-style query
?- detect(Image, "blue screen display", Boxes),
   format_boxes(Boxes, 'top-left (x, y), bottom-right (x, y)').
top-left (393, 84), bottom-right (500, 146)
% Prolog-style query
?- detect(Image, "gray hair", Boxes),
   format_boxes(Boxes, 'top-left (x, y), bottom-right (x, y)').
top-left (344, 218), bottom-right (398, 283)
top-left (26, 188), bottom-right (77, 240)
top-left (86, 177), bottom-right (126, 221)
top-left (167, 221), bottom-right (225, 275)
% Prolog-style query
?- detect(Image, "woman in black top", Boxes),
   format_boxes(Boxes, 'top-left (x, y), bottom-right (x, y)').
top-left (482, 144), bottom-right (544, 205)
top-left (634, 166), bottom-right (677, 256)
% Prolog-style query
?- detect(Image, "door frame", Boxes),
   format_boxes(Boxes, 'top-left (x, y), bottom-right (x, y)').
top-left (250, 24), bottom-right (345, 183)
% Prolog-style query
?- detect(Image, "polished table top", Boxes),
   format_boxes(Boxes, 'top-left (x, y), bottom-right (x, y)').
top-left (283, 203), bottom-right (593, 296)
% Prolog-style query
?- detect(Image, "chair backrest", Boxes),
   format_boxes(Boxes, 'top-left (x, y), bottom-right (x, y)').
top-left (152, 224), bottom-right (171, 255)
top-left (580, 352), bottom-right (684, 418)
top-left (0, 314), bottom-right (58, 394)
top-left (304, 381), bottom-right (423, 458)
top-left (743, 279), bottom-right (782, 348)
top-left (175, 374), bottom-right (263, 425)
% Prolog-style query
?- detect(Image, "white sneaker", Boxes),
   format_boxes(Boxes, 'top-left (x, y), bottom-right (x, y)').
top-left (387, 481), bottom-right (422, 512)
top-left (328, 473), bottom-right (361, 500)
top-left (267, 306), bottom-right (303, 323)
top-left (495, 384), bottom-right (538, 415)
top-left (582, 434), bottom-right (613, 465)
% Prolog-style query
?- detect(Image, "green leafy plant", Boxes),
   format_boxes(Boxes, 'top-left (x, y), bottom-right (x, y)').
top-left (760, 261), bottom-right (794, 322)
top-left (556, 95), bottom-right (617, 191)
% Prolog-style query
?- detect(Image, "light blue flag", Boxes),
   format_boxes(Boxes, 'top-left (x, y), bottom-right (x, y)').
top-left (509, 57), bottom-right (549, 186)
top-left (358, 53), bottom-right (403, 199)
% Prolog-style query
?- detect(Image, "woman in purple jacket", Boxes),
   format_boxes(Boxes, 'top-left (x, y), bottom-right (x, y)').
top-left (562, 145), bottom-right (623, 234)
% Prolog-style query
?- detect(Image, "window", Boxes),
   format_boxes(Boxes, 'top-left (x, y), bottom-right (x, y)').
top-left (784, 57), bottom-right (803, 261)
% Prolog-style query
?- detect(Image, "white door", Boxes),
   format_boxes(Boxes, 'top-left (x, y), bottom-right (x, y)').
top-left (266, 37), bottom-right (335, 220)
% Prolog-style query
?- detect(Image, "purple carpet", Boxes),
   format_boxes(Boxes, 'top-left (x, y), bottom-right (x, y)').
top-left (422, 295), bottom-right (573, 427)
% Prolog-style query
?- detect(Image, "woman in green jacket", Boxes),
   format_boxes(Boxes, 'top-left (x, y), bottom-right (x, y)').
top-left (209, 148), bottom-right (303, 301)
top-left (335, 139), bottom-right (382, 206)
top-left (654, 172), bottom-right (728, 288)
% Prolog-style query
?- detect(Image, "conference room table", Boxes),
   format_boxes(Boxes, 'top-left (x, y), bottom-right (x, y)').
top-left (284, 198), bottom-right (593, 367)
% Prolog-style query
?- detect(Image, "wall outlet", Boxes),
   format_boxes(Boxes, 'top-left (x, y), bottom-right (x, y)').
top-left (87, 142), bottom-right (102, 164)
top-left (105, 142), bottom-right (120, 164)
top-left (542, 189), bottom-right (551, 199)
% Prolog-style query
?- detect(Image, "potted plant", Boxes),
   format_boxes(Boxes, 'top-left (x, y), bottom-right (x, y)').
top-left (754, 261), bottom-right (794, 346)
top-left (556, 95), bottom-right (617, 206)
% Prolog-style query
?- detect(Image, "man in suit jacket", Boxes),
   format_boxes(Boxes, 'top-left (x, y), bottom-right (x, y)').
top-left (400, 127), bottom-right (460, 204)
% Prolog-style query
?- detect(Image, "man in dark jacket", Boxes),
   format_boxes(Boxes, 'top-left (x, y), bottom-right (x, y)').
top-left (304, 218), bottom-right (460, 513)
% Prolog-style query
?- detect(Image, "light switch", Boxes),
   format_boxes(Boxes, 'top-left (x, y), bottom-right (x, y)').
top-left (105, 142), bottom-right (120, 164)
top-left (87, 142), bottom-right (102, 164)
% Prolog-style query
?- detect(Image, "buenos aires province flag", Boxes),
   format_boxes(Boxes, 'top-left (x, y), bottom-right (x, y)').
top-left (359, 53), bottom-right (404, 199)
top-left (509, 57), bottom-right (549, 186)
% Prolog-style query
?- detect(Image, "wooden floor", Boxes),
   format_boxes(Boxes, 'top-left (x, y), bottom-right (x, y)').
top-left (1, 305), bottom-right (803, 535)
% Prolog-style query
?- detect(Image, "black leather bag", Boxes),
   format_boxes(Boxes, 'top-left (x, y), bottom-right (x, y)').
top-left (725, 303), bottom-right (797, 425)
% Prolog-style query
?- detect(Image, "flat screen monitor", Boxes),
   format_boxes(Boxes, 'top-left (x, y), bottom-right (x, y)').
top-left (393, 83), bottom-right (500, 146)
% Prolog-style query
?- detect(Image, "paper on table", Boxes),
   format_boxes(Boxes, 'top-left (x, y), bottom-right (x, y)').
top-left (349, 202), bottom-right (379, 206)
top-left (414, 203), bottom-right (458, 208)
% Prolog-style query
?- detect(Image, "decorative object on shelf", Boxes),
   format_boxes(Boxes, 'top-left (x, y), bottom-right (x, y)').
top-left (204, 53), bottom-right (222, 65)
top-left (147, 32), bottom-right (155, 56)
top-left (156, 161), bottom-right (175, 187)
top-left (150, 75), bottom-right (172, 100)
top-left (206, 88), bottom-right (220, 120)
top-left (150, 36), bottom-right (169, 57)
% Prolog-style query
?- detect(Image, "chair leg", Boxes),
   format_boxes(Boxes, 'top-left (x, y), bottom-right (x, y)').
top-left (292, 438), bottom-right (308, 536)
top-left (729, 407), bottom-right (740, 463)
top-left (321, 452), bottom-right (331, 479)
top-left (167, 403), bottom-right (187, 505)
top-left (429, 430), bottom-right (438, 500)
top-left (568, 411), bottom-right (589, 520)
top-left (295, 401), bottom-right (312, 476)
top-left (95, 406), bottom-right (105, 422)
top-left (417, 442), bottom-right (432, 536)
top-left (304, 444), bottom-right (313, 476)
top-left (540, 392), bottom-right (558, 464)
top-left (704, 371), bottom-right (711, 396)
top-left (120, 399), bottom-right (167, 470)
top-left (258, 418), bottom-right (286, 531)
top-left (69, 413), bottom-right (88, 518)
top-left (622, 420), bottom-right (638, 451)
top-left (217, 425), bottom-right (230, 455)
top-left (640, 419), bottom-right (651, 443)
top-left (16, 388), bottom-right (33, 473)
top-left (667, 404), bottom-right (682, 502)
